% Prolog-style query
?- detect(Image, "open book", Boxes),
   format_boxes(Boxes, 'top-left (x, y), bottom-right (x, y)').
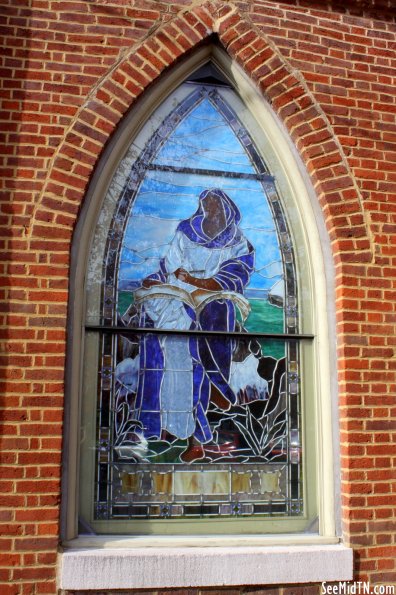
top-left (134, 283), bottom-right (251, 322)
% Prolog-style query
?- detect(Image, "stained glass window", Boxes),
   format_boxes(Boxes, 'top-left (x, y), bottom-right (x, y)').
top-left (82, 70), bottom-right (314, 531)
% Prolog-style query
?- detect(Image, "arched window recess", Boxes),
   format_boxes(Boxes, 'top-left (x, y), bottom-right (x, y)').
top-left (69, 51), bottom-right (338, 540)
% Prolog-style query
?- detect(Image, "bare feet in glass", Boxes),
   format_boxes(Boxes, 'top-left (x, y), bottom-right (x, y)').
top-left (180, 437), bottom-right (205, 463)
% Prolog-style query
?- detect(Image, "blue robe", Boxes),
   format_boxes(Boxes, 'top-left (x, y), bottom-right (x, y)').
top-left (133, 189), bottom-right (255, 443)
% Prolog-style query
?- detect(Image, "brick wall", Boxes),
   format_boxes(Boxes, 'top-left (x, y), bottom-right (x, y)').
top-left (0, 0), bottom-right (395, 593)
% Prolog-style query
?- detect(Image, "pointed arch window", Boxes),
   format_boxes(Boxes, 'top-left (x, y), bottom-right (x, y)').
top-left (79, 65), bottom-right (319, 535)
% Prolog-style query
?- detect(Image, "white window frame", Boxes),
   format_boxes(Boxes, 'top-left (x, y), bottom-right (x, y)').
top-left (59, 45), bottom-right (352, 590)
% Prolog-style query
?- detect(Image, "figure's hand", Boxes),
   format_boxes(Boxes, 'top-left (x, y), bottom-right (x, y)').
top-left (174, 267), bottom-right (192, 284)
top-left (175, 268), bottom-right (222, 291)
top-left (191, 288), bottom-right (209, 301)
top-left (142, 278), bottom-right (161, 288)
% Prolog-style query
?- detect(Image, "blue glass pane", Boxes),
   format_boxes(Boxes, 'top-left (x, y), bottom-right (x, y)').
top-left (118, 171), bottom-right (285, 333)
top-left (153, 98), bottom-right (256, 174)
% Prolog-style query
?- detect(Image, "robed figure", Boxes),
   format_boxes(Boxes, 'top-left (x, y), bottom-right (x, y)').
top-left (123, 189), bottom-right (255, 461)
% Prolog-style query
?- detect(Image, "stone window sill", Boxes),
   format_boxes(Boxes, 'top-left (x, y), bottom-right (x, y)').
top-left (59, 537), bottom-right (353, 590)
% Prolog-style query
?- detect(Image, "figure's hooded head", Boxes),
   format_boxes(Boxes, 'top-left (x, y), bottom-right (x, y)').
top-left (178, 188), bottom-right (242, 248)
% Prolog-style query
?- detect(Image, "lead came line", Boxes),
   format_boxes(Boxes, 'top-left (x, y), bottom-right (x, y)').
top-left (148, 163), bottom-right (275, 182)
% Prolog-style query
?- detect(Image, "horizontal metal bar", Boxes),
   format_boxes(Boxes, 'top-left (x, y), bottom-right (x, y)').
top-left (85, 325), bottom-right (314, 341)
top-left (148, 163), bottom-right (274, 182)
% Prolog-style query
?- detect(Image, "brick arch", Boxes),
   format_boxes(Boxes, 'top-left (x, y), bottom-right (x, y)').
top-left (44, 0), bottom-right (363, 552)
top-left (31, 0), bottom-right (373, 263)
